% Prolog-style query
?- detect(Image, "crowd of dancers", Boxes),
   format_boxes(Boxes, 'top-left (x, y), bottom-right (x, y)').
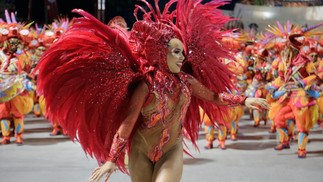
top-left (202, 20), bottom-right (323, 158)
top-left (0, 10), bottom-right (70, 145)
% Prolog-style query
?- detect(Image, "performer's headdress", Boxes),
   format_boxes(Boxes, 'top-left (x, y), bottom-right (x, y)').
top-left (107, 16), bottom-right (128, 30)
top-left (28, 25), bottom-right (53, 49)
top-left (0, 10), bottom-right (32, 44)
top-left (265, 21), bottom-right (323, 50)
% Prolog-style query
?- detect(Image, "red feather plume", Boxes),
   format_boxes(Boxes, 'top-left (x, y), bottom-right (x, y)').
top-left (176, 0), bottom-right (235, 147)
top-left (36, 9), bottom-right (143, 172)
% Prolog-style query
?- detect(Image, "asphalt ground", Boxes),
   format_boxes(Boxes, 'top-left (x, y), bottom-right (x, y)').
top-left (1, 113), bottom-right (323, 182)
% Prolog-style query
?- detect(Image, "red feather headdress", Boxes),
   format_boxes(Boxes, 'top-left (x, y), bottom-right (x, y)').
top-left (36, 0), bottom-right (235, 172)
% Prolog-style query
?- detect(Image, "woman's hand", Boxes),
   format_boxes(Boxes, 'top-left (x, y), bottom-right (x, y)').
top-left (245, 97), bottom-right (269, 111)
top-left (89, 161), bottom-right (117, 182)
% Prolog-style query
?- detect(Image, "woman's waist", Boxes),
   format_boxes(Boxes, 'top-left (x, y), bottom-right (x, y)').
top-left (141, 111), bottom-right (183, 128)
top-left (133, 125), bottom-right (182, 152)
top-left (138, 122), bottom-right (182, 138)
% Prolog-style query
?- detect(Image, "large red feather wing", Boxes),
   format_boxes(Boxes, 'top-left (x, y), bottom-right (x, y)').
top-left (36, 10), bottom-right (143, 172)
top-left (176, 0), bottom-right (235, 146)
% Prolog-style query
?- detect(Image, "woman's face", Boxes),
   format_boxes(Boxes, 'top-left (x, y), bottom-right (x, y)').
top-left (35, 46), bottom-right (46, 57)
top-left (7, 37), bottom-right (21, 53)
top-left (166, 38), bottom-right (185, 73)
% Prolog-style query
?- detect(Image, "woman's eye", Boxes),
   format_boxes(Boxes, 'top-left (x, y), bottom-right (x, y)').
top-left (173, 50), bottom-right (181, 54)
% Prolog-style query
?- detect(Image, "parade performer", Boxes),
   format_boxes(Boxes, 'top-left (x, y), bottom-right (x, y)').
top-left (266, 53), bottom-right (281, 133)
top-left (245, 46), bottom-right (271, 127)
top-left (224, 59), bottom-right (246, 141)
top-left (313, 39), bottom-right (323, 128)
top-left (36, 0), bottom-right (268, 181)
top-left (221, 21), bottom-right (247, 141)
top-left (215, 59), bottom-right (246, 149)
top-left (200, 106), bottom-right (216, 149)
top-left (29, 18), bottom-right (70, 136)
top-left (46, 18), bottom-right (71, 136)
top-left (266, 22), bottom-right (321, 158)
top-left (202, 52), bottom-right (247, 150)
top-left (0, 10), bottom-right (34, 145)
top-left (28, 25), bottom-right (55, 117)
top-left (202, 21), bottom-right (247, 150)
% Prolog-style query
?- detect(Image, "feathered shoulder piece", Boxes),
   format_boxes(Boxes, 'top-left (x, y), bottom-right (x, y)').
top-left (176, 0), bottom-right (234, 86)
top-left (175, 0), bottom-right (236, 146)
top-left (36, 9), bottom-right (144, 172)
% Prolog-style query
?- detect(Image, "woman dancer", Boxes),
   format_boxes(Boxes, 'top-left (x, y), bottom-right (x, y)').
top-left (36, 0), bottom-right (268, 181)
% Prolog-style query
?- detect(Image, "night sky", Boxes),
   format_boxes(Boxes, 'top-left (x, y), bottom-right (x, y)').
top-left (11, 0), bottom-right (238, 26)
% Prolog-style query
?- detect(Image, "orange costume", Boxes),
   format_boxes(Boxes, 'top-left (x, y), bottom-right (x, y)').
top-left (266, 25), bottom-right (321, 158)
top-left (201, 57), bottom-right (246, 150)
top-left (245, 48), bottom-right (271, 127)
top-left (218, 59), bottom-right (245, 149)
top-left (29, 18), bottom-right (71, 136)
top-left (0, 11), bottom-right (34, 145)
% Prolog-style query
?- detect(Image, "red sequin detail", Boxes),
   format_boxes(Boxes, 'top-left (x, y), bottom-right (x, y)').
top-left (219, 92), bottom-right (246, 105)
top-left (106, 133), bottom-right (127, 163)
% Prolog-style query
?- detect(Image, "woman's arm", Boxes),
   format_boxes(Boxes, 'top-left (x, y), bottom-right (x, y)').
top-left (117, 80), bottom-right (149, 139)
top-left (187, 77), bottom-right (268, 110)
top-left (187, 77), bottom-right (245, 105)
top-left (89, 80), bottom-right (149, 182)
top-left (107, 81), bottom-right (149, 162)
top-left (107, 80), bottom-right (149, 162)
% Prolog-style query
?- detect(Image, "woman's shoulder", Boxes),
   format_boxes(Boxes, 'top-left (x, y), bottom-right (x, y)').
top-left (135, 80), bottom-right (150, 94)
top-left (179, 72), bottom-right (197, 85)
top-left (179, 72), bottom-right (194, 80)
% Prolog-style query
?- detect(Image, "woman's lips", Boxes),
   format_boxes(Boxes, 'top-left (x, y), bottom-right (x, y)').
top-left (176, 62), bottom-right (183, 67)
